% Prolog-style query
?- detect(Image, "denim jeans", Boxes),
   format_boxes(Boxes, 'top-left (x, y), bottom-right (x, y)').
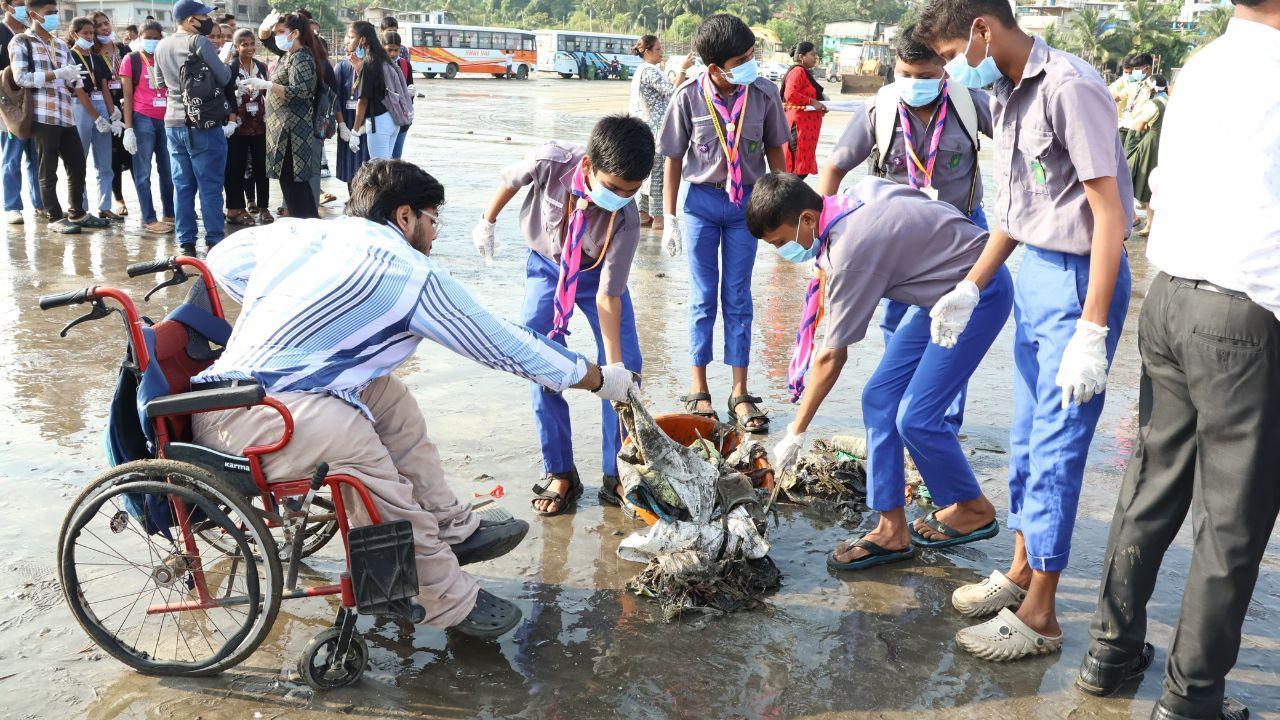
top-left (364, 112), bottom-right (397, 159)
top-left (130, 115), bottom-right (175, 224)
top-left (392, 125), bottom-right (408, 159)
top-left (1, 131), bottom-right (42, 211)
top-left (166, 125), bottom-right (226, 248)
top-left (72, 94), bottom-right (114, 214)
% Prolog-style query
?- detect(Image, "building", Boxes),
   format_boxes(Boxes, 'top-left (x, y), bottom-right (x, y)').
top-left (1178, 0), bottom-right (1229, 22)
top-left (363, 7), bottom-right (453, 25)
top-left (72, 0), bottom-right (272, 26)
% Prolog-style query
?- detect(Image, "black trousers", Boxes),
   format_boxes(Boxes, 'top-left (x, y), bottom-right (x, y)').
top-left (276, 137), bottom-right (318, 219)
top-left (225, 134), bottom-right (268, 211)
top-left (32, 121), bottom-right (86, 219)
top-left (1087, 272), bottom-right (1280, 717)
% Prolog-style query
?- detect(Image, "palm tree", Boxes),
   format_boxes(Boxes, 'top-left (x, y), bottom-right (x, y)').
top-left (1194, 5), bottom-right (1232, 44)
top-left (1121, 0), bottom-right (1178, 57)
top-left (1066, 7), bottom-right (1118, 67)
top-left (1040, 20), bottom-right (1063, 49)
top-left (726, 0), bottom-right (772, 25)
top-left (784, 0), bottom-right (828, 41)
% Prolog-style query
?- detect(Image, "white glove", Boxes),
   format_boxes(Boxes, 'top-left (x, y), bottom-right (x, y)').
top-left (258, 9), bottom-right (281, 36)
top-left (662, 213), bottom-right (682, 257)
top-left (110, 106), bottom-right (122, 122)
top-left (593, 363), bottom-right (635, 402)
top-left (222, 120), bottom-right (238, 138)
top-left (471, 214), bottom-right (497, 263)
top-left (94, 116), bottom-right (111, 134)
top-left (929, 280), bottom-right (981, 348)
top-left (238, 76), bottom-right (273, 92)
top-left (1056, 320), bottom-right (1110, 409)
top-left (347, 128), bottom-right (361, 154)
top-left (771, 424), bottom-right (807, 476)
top-left (122, 127), bottom-right (137, 154)
top-left (337, 122), bottom-right (351, 142)
top-left (53, 64), bottom-right (83, 82)
top-left (110, 119), bottom-right (125, 136)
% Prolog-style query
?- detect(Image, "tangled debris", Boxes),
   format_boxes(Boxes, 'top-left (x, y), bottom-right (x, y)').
top-left (777, 435), bottom-right (932, 514)
top-left (626, 549), bottom-right (782, 621)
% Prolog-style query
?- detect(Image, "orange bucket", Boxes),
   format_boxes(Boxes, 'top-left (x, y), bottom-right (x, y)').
top-left (619, 413), bottom-right (774, 526)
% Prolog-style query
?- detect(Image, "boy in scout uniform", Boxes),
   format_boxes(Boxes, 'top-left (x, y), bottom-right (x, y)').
top-left (471, 115), bottom-right (653, 515)
top-left (916, 0), bottom-right (1134, 662)
top-left (657, 13), bottom-right (789, 433)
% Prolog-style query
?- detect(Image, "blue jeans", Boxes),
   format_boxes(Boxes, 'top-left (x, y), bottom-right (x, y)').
top-left (520, 249), bottom-right (643, 477)
top-left (1, 132), bottom-right (42, 211)
top-left (364, 112), bottom-right (397, 159)
top-left (864, 266), bottom-right (1013, 512)
top-left (682, 182), bottom-right (757, 368)
top-left (166, 125), bottom-right (226, 248)
top-left (131, 114), bottom-right (174, 224)
top-left (1007, 246), bottom-right (1131, 572)
top-left (392, 125), bottom-right (408, 159)
top-left (72, 95), bottom-right (114, 214)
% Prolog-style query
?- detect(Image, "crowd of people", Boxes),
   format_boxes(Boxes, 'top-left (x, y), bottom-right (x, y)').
top-left (0, 0), bottom-right (415, 252)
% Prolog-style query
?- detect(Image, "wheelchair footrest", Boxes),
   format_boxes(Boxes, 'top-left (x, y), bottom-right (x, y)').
top-left (348, 520), bottom-right (419, 616)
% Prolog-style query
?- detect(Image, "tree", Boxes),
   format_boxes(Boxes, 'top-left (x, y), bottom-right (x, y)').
top-left (1040, 19), bottom-right (1063, 49)
top-left (726, 0), bottom-right (773, 25)
top-left (782, 0), bottom-right (828, 40)
top-left (668, 11), bottom-right (704, 41)
top-left (1193, 5), bottom-right (1231, 45)
top-left (1065, 7), bottom-right (1119, 66)
top-left (766, 17), bottom-right (800, 48)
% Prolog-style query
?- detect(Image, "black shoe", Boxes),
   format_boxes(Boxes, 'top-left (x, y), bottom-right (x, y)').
top-left (450, 507), bottom-right (528, 566)
top-left (1076, 642), bottom-right (1154, 696)
top-left (68, 213), bottom-right (110, 228)
top-left (179, 244), bottom-right (198, 257)
top-left (51, 218), bottom-right (82, 234)
top-left (1151, 697), bottom-right (1249, 720)
top-left (446, 588), bottom-right (521, 639)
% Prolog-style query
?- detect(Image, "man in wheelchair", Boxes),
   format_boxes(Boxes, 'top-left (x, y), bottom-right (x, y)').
top-left (191, 160), bottom-right (635, 638)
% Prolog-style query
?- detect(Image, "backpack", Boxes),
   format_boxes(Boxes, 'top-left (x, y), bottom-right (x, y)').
top-left (0, 35), bottom-right (36, 139)
top-left (871, 82), bottom-right (981, 213)
top-left (380, 58), bottom-right (413, 127)
top-left (179, 34), bottom-right (231, 128)
top-left (311, 58), bottom-right (338, 139)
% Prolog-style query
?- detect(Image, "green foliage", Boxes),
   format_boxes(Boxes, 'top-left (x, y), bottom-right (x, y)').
top-left (668, 11), bottom-right (704, 39)
top-left (766, 17), bottom-right (800, 48)
top-left (1193, 5), bottom-right (1231, 45)
top-left (1048, 0), bottom-right (1204, 72)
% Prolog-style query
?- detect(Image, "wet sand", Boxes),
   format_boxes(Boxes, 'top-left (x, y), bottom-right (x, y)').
top-left (0, 75), bottom-right (1276, 719)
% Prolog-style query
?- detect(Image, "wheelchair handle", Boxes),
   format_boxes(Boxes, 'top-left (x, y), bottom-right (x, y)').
top-left (38, 287), bottom-right (93, 311)
top-left (310, 462), bottom-right (329, 492)
top-left (126, 257), bottom-right (176, 278)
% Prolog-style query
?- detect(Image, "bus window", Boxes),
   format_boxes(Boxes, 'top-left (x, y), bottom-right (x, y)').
top-left (412, 28), bottom-right (427, 46)
top-left (522, 36), bottom-right (534, 51)
top-left (459, 30), bottom-right (477, 48)
top-left (445, 31), bottom-right (458, 47)
top-left (476, 31), bottom-right (491, 49)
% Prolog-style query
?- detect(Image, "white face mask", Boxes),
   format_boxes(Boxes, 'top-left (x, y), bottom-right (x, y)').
top-left (275, 31), bottom-right (294, 51)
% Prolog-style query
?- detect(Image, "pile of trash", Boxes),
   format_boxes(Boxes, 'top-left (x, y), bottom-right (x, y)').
top-left (776, 435), bottom-right (932, 513)
top-left (613, 392), bottom-right (780, 620)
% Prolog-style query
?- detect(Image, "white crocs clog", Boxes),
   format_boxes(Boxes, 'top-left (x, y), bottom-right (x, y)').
top-left (955, 608), bottom-right (1062, 662)
top-left (951, 569), bottom-right (1028, 618)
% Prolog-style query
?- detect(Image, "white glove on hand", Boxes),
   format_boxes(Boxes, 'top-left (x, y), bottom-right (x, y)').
top-left (258, 10), bottom-right (281, 36)
top-left (53, 64), bottom-right (83, 82)
top-left (593, 363), bottom-right (636, 402)
top-left (662, 213), bottom-right (682, 257)
top-left (1056, 319), bottom-right (1110, 409)
top-left (222, 120), bottom-right (238, 138)
top-left (238, 77), bottom-right (273, 92)
top-left (122, 127), bottom-right (137, 154)
top-left (93, 116), bottom-right (111, 134)
top-left (110, 119), bottom-right (125, 136)
top-left (929, 280), bottom-right (981, 348)
top-left (347, 129), bottom-right (361, 154)
top-left (110, 106), bottom-right (122, 122)
top-left (337, 122), bottom-right (351, 142)
top-left (471, 214), bottom-right (497, 262)
top-left (772, 424), bottom-right (807, 476)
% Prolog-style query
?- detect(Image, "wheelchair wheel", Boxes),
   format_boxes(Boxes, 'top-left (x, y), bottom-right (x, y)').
top-left (57, 460), bottom-right (283, 677)
top-left (198, 489), bottom-right (340, 561)
top-left (297, 627), bottom-right (368, 690)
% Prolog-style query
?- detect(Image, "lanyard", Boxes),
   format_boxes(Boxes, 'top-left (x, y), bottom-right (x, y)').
top-left (897, 81), bottom-right (950, 189)
top-left (140, 52), bottom-right (160, 89)
top-left (700, 74), bottom-right (750, 205)
top-left (559, 187), bottom-right (616, 271)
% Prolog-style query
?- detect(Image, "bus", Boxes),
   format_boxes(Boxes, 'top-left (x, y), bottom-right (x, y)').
top-left (403, 23), bottom-right (537, 79)
top-left (535, 30), bottom-right (641, 78)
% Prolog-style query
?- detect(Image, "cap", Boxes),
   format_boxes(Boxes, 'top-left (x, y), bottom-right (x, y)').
top-left (173, 0), bottom-right (216, 21)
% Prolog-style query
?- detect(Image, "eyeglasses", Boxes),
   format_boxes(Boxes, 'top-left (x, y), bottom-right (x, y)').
top-left (420, 209), bottom-right (439, 229)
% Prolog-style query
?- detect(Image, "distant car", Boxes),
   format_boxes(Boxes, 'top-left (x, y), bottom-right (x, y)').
top-left (761, 61), bottom-right (788, 82)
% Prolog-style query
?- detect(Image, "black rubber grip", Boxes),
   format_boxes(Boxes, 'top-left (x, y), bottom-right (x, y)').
top-left (38, 288), bottom-right (91, 310)
top-left (310, 462), bottom-right (329, 491)
top-left (126, 256), bottom-right (175, 277)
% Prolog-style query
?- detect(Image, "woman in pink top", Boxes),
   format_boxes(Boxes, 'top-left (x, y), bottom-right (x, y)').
top-left (119, 21), bottom-right (174, 234)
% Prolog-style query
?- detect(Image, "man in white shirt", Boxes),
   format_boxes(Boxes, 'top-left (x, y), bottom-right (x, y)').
top-left (1076, 1), bottom-right (1280, 717)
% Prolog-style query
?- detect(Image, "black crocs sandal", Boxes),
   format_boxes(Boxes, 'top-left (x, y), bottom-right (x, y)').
top-left (451, 507), bottom-right (529, 566)
top-left (531, 470), bottom-right (583, 516)
top-left (446, 588), bottom-right (522, 638)
top-left (681, 392), bottom-right (719, 421)
top-left (728, 394), bottom-right (770, 434)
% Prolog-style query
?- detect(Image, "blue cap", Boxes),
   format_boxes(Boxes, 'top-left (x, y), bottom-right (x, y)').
top-left (173, 0), bottom-right (216, 21)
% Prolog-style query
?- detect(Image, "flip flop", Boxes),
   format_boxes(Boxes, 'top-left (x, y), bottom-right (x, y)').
top-left (909, 511), bottom-right (1000, 549)
top-left (827, 537), bottom-right (916, 572)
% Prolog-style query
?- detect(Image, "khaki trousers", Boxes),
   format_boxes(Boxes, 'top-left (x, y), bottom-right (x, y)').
top-left (192, 375), bottom-right (479, 628)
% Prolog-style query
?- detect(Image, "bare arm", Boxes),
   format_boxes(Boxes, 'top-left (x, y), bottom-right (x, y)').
top-left (788, 347), bottom-right (848, 433)
top-left (962, 227), bottom-right (1019, 289)
top-left (482, 184), bottom-right (521, 224)
top-left (121, 72), bottom-right (134, 127)
top-left (816, 163), bottom-right (848, 196)
top-left (1079, 176), bottom-right (1125, 326)
top-left (663, 156), bottom-right (681, 217)
top-left (595, 295), bottom-right (624, 366)
top-left (766, 145), bottom-right (786, 173)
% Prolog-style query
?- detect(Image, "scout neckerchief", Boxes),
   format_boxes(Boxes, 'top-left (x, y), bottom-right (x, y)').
top-left (787, 194), bottom-right (864, 403)
top-left (549, 163), bottom-right (616, 339)
top-left (896, 79), bottom-right (950, 192)
top-left (701, 73), bottom-right (750, 206)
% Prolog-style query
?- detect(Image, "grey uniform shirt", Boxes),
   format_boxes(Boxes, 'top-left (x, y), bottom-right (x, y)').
top-left (500, 140), bottom-right (640, 298)
top-left (991, 37), bottom-right (1135, 254)
top-left (828, 85), bottom-right (993, 214)
top-left (656, 76), bottom-right (789, 186)
top-left (154, 31), bottom-right (232, 128)
top-left (818, 178), bottom-right (989, 348)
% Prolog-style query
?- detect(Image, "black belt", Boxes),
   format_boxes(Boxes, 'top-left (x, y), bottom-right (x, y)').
top-left (1170, 276), bottom-right (1249, 300)
top-left (190, 379), bottom-right (259, 391)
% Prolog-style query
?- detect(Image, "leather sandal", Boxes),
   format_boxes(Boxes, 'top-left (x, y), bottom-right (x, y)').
top-left (530, 469), bottom-right (582, 516)
top-left (681, 392), bottom-right (719, 421)
top-left (728, 394), bottom-right (770, 434)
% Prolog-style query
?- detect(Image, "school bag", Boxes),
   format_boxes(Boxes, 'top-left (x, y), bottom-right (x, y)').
top-left (312, 63), bottom-right (338, 139)
top-left (0, 35), bottom-right (36, 139)
top-left (870, 82), bottom-right (981, 213)
top-left (379, 58), bottom-right (414, 127)
top-left (179, 34), bottom-right (231, 129)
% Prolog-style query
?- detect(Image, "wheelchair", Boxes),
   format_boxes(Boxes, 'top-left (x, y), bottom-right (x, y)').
top-left (42, 256), bottom-right (420, 690)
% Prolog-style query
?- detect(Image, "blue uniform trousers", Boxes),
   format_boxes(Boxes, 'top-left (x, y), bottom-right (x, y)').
top-left (682, 182), bottom-right (757, 368)
top-left (864, 265), bottom-right (1013, 511)
top-left (878, 205), bottom-right (989, 433)
top-left (1007, 245), bottom-right (1131, 572)
top-left (520, 249), bottom-right (642, 478)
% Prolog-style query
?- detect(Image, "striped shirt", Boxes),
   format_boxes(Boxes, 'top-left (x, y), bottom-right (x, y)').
top-left (196, 216), bottom-right (589, 415)
top-left (9, 30), bottom-right (75, 127)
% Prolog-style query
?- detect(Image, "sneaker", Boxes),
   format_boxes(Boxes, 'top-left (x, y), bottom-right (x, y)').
top-left (51, 219), bottom-right (82, 234)
top-left (5, 210), bottom-right (22, 224)
top-left (69, 213), bottom-right (110, 229)
top-left (1076, 642), bottom-right (1154, 697)
top-left (449, 508), bottom-right (529, 566)
top-left (445, 588), bottom-right (521, 638)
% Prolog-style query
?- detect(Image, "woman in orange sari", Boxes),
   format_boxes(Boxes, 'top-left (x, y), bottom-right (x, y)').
top-left (782, 41), bottom-right (827, 178)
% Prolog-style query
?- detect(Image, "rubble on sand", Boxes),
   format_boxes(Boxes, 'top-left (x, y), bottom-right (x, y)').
top-left (625, 549), bottom-right (782, 621)
top-left (778, 435), bottom-right (931, 516)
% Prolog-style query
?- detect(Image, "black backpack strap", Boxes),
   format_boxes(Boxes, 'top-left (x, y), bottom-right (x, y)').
top-left (128, 51), bottom-right (143, 87)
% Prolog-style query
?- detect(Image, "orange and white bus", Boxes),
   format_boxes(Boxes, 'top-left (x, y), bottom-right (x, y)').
top-left (403, 23), bottom-right (537, 79)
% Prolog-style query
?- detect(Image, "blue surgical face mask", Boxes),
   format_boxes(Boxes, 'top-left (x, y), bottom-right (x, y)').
top-left (354, 46), bottom-right (366, 59)
top-left (142, 38), bottom-right (159, 54)
top-left (97, 32), bottom-right (114, 43)
top-left (74, 37), bottom-right (93, 50)
top-left (1130, 69), bottom-right (1146, 82)
top-left (723, 58), bottom-right (758, 86)
top-left (943, 25), bottom-right (1001, 88)
top-left (585, 170), bottom-right (633, 213)
top-left (896, 76), bottom-right (943, 107)
top-left (40, 12), bottom-right (58, 32)
top-left (776, 217), bottom-right (819, 263)
top-left (13, 5), bottom-right (27, 21)
top-left (275, 32), bottom-right (293, 51)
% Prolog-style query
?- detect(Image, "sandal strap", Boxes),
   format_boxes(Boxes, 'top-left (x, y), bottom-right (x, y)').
top-left (922, 512), bottom-right (964, 539)
top-left (852, 537), bottom-right (890, 555)
top-left (728, 395), bottom-right (768, 421)
top-left (681, 392), bottom-right (712, 403)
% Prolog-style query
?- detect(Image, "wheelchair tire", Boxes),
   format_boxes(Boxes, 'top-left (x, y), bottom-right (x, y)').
top-left (197, 490), bottom-right (340, 561)
top-left (57, 460), bottom-right (283, 677)
top-left (298, 627), bottom-right (368, 690)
